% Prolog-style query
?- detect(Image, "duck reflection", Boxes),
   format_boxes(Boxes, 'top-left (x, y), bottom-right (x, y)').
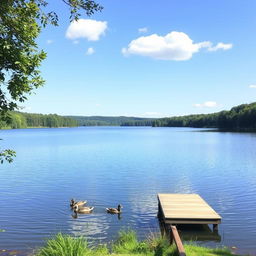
top-left (71, 212), bottom-right (78, 219)
top-left (105, 212), bottom-right (122, 220)
top-left (68, 205), bottom-right (125, 241)
top-left (68, 213), bottom-right (110, 240)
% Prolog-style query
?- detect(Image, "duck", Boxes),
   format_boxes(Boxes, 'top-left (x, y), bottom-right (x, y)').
top-left (70, 199), bottom-right (87, 208)
top-left (73, 204), bottom-right (94, 214)
top-left (106, 204), bottom-right (122, 214)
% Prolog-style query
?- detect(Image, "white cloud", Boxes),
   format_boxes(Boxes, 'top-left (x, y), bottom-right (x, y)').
top-left (122, 31), bottom-right (232, 60)
top-left (194, 101), bottom-right (218, 108)
top-left (144, 112), bottom-right (163, 116)
top-left (207, 42), bottom-right (233, 51)
top-left (138, 27), bottom-right (148, 33)
top-left (46, 39), bottom-right (53, 44)
top-left (122, 112), bottom-right (168, 118)
top-left (19, 106), bottom-right (32, 112)
top-left (86, 47), bottom-right (95, 55)
top-left (249, 84), bottom-right (256, 88)
top-left (66, 19), bottom-right (107, 41)
top-left (138, 112), bottom-right (168, 117)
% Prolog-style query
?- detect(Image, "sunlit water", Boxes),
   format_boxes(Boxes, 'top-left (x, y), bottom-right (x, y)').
top-left (0, 127), bottom-right (256, 255)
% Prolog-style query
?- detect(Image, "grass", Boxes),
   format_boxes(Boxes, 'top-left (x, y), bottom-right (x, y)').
top-left (35, 230), bottom-right (241, 256)
top-left (35, 233), bottom-right (89, 256)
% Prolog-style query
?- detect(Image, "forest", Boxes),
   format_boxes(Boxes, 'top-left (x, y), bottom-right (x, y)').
top-left (0, 113), bottom-right (154, 128)
top-left (1, 102), bottom-right (256, 130)
top-left (66, 116), bottom-right (155, 126)
top-left (152, 102), bottom-right (256, 130)
top-left (0, 112), bottom-right (77, 129)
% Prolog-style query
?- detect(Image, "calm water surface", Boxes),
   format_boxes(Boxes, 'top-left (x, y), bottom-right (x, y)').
top-left (0, 127), bottom-right (256, 255)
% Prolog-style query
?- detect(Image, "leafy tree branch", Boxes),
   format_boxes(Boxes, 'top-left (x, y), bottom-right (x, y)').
top-left (0, 0), bottom-right (102, 163)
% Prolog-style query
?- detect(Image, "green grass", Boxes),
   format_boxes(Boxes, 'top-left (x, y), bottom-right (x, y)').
top-left (183, 244), bottom-right (240, 256)
top-left (35, 231), bottom-right (241, 256)
top-left (35, 233), bottom-right (91, 256)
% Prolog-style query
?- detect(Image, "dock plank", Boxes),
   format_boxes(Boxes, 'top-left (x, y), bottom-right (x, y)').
top-left (158, 194), bottom-right (221, 224)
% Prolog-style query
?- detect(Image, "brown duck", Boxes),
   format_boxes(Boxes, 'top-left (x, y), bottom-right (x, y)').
top-left (106, 204), bottom-right (122, 214)
top-left (70, 199), bottom-right (87, 209)
top-left (73, 204), bottom-right (94, 214)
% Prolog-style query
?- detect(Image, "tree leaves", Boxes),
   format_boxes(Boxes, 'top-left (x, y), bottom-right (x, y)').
top-left (0, 149), bottom-right (16, 164)
top-left (0, 0), bottom-right (102, 163)
top-left (0, 0), bottom-right (102, 120)
top-left (0, 1), bottom-right (46, 122)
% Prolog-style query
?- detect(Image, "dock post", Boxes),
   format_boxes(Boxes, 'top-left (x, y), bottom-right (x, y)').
top-left (158, 217), bottom-right (166, 237)
top-left (157, 200), bottom-right (160, 218)
top-left (213, 224), bottom-right (218, 231)
top-left (170, 225), bottom-right (186, 256)
top-left (169, 224), bottom-right (174, 244)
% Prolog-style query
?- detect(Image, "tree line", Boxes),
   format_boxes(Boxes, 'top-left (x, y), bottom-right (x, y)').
top-left (0, 113), bottom-right (154, 128)
top-left (0, 112), bottom-right (77, 129)
top-left (120, 120), bottom-right (153, 126)
top-left (1, 102), bottom-right (255, 130)
top-left (67, 116), bottom-right (155, 126)
top-left (152, 102), bottom-right (256, 131)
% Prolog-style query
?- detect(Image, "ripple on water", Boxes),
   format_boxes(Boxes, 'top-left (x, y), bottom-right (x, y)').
top-left (0, 127), bottom-right (256, 255)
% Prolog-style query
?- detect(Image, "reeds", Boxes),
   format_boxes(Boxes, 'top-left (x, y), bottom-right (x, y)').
top-left (35, 230), bottom-right (240, 256)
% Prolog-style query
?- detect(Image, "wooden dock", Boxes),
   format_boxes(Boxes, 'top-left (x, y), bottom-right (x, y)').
top-left (157, 194), bottom-right (222, 256)
top-left (158, 193), bottom-right (221, 228)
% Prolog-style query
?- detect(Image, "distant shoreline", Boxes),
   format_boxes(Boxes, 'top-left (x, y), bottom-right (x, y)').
top-left (1, 101), bottom-right (256, 131)
top-left (1, 126), bottom-right (256, 133)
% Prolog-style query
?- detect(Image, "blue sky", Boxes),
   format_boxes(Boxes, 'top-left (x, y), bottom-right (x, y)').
top-left (22, 0), bottom-right (256, 117)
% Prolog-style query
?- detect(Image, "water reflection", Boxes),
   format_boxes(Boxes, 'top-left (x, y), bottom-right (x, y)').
top-left (68, 206), bottom-right (124, 243)
top-left (177, 224), bottom-right (221, 242)
top-left (0, 249), bottom-right (33, 256)
top-left (68, 213), bottom-right (110, 241)
top-left (158, 220), bottom-right (221, 243)
top-left (105, 212), bottom-right (122, 220)
top-left (173, 175), bottom-right (194, 194)
top-left (0, 127), bottom-right (256, 255)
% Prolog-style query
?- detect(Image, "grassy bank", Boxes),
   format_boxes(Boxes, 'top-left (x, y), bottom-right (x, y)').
top-left (35, 231), bottom-right (240, 256)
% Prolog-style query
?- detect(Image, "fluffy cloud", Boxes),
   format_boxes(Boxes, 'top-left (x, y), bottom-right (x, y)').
top-left (143, 112), bottom-right (164, 117)
top-left (194, 101), bottom-right (218, 108)
top-left (46, 39), bottom-right (53, 44)
top-left (123, 112), bottom-right (167, 118)
top-left (122, 31), bottom-right (232, 60)
top-left (207, 42), bottom-right (233, 51)
top-left (138, 27), bottom-right (148, 33)
top-left (86, 47), bottom-right (95, 55)
top-left (20, 106), bottom-right (32, 112)
top-left (66, 19), bottom-right (107, 41)
top-left (249, 84), bottom-right (256, 88)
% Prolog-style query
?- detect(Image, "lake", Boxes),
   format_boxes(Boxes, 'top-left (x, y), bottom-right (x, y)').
top-left (0, 127), bottom-right (256, 255)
